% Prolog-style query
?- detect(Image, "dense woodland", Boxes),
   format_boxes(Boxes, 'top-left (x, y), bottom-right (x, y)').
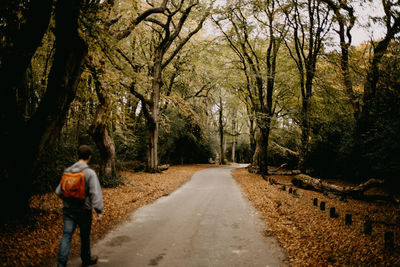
top-left (1, 0), bottom-right (399, 221)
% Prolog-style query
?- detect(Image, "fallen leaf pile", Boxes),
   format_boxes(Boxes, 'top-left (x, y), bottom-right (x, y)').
top-left (232, 168), bottom-right (400, 266)
top-left (0, 164), bottom-right (212, 267)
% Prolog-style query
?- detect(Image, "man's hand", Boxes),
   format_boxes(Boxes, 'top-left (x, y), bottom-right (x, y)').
top-left (95, 213), bottom-right (104, 222)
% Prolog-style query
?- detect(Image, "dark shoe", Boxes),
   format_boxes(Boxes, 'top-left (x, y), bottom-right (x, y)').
top-left (82, 255), bottom-right (98, 266)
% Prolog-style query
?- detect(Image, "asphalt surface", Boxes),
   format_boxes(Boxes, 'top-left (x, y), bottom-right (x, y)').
top-left (69, 165), bottom-right (288, 267)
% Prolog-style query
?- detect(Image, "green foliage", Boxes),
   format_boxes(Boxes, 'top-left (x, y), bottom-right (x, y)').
top-left (33, 139), bottom-right (77, 194)
top-left (265, 116), bottom-right (298, 169)
top-left (356, 41), bottom-right (400, 186)
top-left (32, 129), bottom-right (101, 193)
top-left (159, 108), bottom-right (214, 164)
top-left (98, 174), bottom-right (124, 188)
top-left (226, 138), bottom-right (253, 163)
top-left (114, 121), bottom-right (147, 162)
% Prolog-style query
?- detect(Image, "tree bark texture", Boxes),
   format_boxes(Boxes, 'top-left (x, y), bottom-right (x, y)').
top-left (253, 121), bottom-right (271, 174)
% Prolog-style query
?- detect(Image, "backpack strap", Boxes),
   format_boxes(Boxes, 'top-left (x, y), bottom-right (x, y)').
top-left (79, 166), bottom-right (89, 172)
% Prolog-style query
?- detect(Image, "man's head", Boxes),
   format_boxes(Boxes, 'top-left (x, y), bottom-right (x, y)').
top-left (78, 145), bottom-right (93, 161)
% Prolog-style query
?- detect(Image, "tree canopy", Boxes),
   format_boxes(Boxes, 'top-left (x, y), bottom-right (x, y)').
top-left (1, 0), bottom-right (400, 220)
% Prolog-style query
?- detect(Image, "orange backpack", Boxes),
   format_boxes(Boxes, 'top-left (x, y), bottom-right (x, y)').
top-left (60, 167), bottom-right (88, 200)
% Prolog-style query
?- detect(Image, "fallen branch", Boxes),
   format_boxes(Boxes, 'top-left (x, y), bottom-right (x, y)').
top-left (269, 169), bottom-right (301, 175)
top-left (158, 164), bottom-right (170, 171)
top-left (291, 174), bottom-right (391, 201)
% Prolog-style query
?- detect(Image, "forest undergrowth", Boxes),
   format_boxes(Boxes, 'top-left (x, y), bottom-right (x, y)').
top-left (233, 168), bottom-right (400, 266)
top-left (0, 164), bottom-right (213, 267)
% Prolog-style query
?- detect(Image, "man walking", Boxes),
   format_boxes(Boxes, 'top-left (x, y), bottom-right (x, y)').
top-left (55, 145), bottom-right (103, 267)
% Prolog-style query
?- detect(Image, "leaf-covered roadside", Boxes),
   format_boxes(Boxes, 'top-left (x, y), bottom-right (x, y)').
top-left (232, 168), bottom-right (400, 266)
top-left (0, 164), bottom-right (213, 267)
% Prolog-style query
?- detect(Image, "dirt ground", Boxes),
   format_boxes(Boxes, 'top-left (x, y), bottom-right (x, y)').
top-left (232, 168), bottom-right (400, 266)
top-left (0, 164), bottom-right (214, 267)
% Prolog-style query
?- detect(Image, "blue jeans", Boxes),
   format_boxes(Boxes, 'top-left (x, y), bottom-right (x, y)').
top-left (57, 208), bottom-right (92, 267)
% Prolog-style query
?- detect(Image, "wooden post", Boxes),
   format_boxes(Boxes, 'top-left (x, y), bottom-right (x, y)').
top-left (320, 201), bottom-right (325, 211)
top-left (385, 232), bottom-right (394, 251)
top-left (313, 198), bottom-right (318, 206)
top-left (262, 174), bottom-right (267, 182)
top-left (345, 214), bottom-right (352, 225)
top-left (330, 207), bottom-right (336, 218)
top-left (364, 218), bottom-right (372, 235)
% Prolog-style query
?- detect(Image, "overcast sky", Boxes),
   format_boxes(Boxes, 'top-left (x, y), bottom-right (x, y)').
top-left (204, 0), bottom-right (387, 47)
top-left (350, 0), bottom-right (385, 45)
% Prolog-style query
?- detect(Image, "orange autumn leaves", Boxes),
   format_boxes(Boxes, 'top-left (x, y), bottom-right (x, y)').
top-left (0, 164), bottom-right (212, 267)
top-left (233, 168), bottom-right (400, 266)
top-left (1, 165), bottom-right (398, 266)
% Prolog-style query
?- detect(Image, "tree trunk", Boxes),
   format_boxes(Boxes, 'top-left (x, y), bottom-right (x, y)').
top-left (340, 38), bottom-right (359, 116)
top-left (249, 118), bottom-right (256, 158)
top-left (147, 54), bottom-right (162, 172)
top-left (0, 0), bottom-right (87, 220)
top-left (299, 81), bottom-right (312, 172)
top-left (148, 124), bottom-right (159, 172)
top-left (251, 123), bottom-right (270, 174)
top-left (232, 138), bottom-right (236, 163)
top-left (231, 118), bottom-right (237, 163)
top-left (88, 64), bottom-right (117, 180)
top-left (90, 123), bottom-right (116, 179)
top-left (219, 97), bottom-right (225, 165)
top-left (259, 124), bottom-right (271, 174)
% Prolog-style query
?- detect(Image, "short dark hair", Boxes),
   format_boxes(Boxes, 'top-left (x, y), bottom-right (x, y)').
top-left (78, 145), bottom-right (93, 160)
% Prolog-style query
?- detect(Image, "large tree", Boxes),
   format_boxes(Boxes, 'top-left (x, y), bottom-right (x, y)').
top-left (280, 0), bottom-right (332, 171)
top-left (214, 0), bottom-right (284, 174)
top-left (321, 0), bottom-right (359, 116)
top-left (0, 0), bottom-right (88, 219)
top-left (86, 59), bottom-right (117, 182)
top-left (356, 0), bottom-right (400, 180)
top-left (129, 0), bottom-right (209, 172)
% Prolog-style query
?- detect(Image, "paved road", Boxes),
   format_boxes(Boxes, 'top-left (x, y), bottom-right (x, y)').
top-left (70, 165), bottom-right (288, 267)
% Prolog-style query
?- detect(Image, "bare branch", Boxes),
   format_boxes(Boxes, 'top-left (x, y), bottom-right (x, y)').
top-left (162, 11), bottom-right (208, 69)
top-left (115, 0), bottom-right (168, 40)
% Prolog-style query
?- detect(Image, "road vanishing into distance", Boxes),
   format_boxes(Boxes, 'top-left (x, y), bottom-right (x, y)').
top-left (70, 165), bottom-right (288, 267)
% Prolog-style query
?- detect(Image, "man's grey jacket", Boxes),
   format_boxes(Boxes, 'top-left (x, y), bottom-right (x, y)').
top-left (55, 161), bottom-right (103, 214)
